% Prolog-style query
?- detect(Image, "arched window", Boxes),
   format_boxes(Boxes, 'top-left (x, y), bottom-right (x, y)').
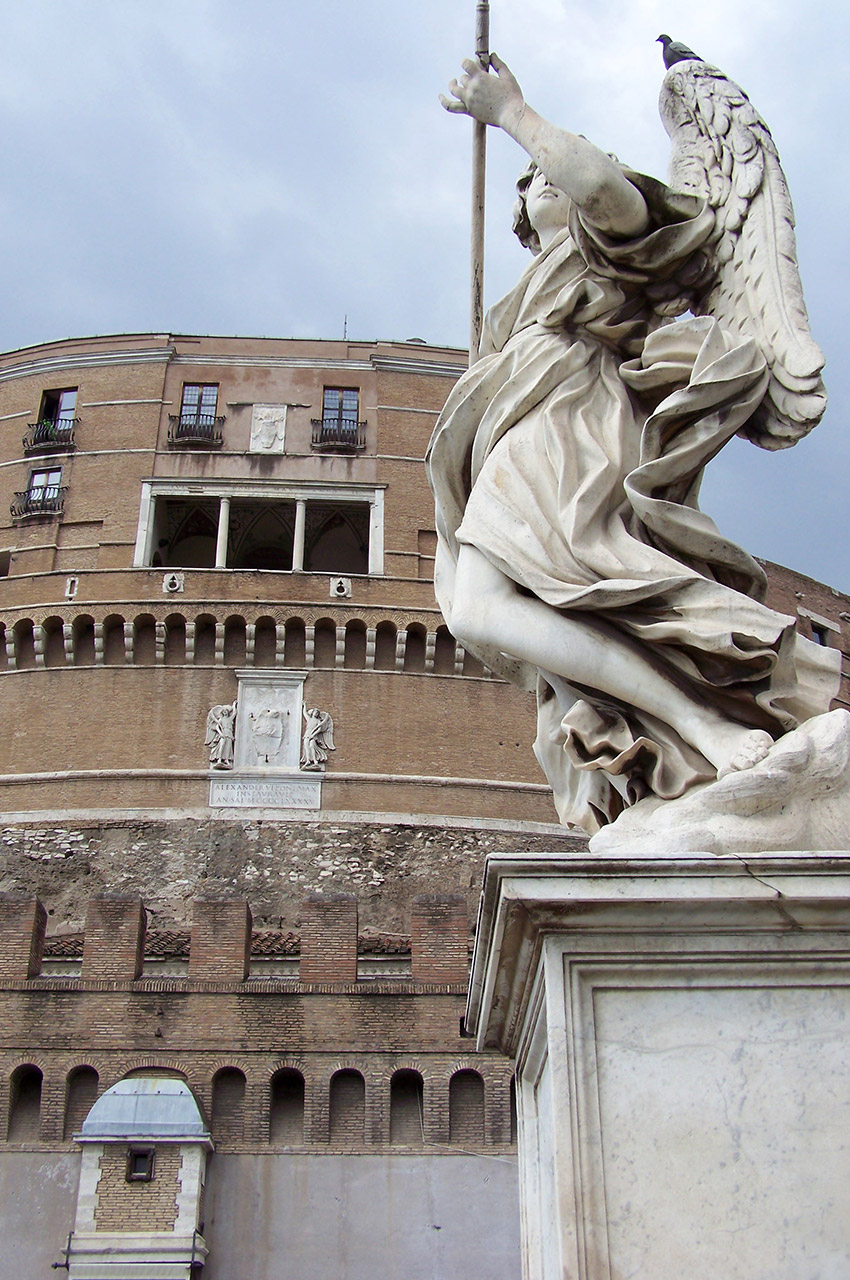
top-left (164, 614), bottom-right (186, 665)
top-left (449, 1069), bottom-right (484, 1144)
top-left (254, 616), bottom-right (277, 667)
top-left (270, 1069), bottom-right (305, 1145)
top-left (211, 1068), bottom-right (246, 1145)
top-left (133, 614), bottom-right (156, 665)
top-left (284, 618), bottom-right (306, 667)
top-left (344, 620), bottom-right (367, 669)
top-left (224, 616), bottom-right (247, 665)
top-left (103, 615), bottom-right (126, 666)
top-left (328, 1070), bottom-right (365, 1147)
top-left (73, 615), bottom-right (96, 665)
top-left (389, 1070), bottom-right (424, 1146)
top-left (403, 624), bottom-right (426, 672)
top-left (305, 507), bottom-right (369, 575)
top-left (13, 620), bottom-right (35, 669)
top-left (64, 1066), bottom-right (99, 1140)
top-left (194, 614), bottom-right (216, 664)
top-left (313, 619), bottom-right (336, 669)
top-left (42, 615), bottom-right (65, 667)
top-left (8, 1065), bottom-right (43, 1141)
top-left (374, 621), bottom-right (396, 671)
top-left (165, 503), bottom-right (217, 568)
top-left (433, 626), bottom-right (457, 675)
top-left (229, 506), bottom-right (294, 571)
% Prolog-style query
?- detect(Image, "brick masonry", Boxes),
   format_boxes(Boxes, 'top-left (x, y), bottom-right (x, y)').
top-left (94, 1143), bottom-right (181, 1232)
top-left (0, 889), bottom-right (516, 1154)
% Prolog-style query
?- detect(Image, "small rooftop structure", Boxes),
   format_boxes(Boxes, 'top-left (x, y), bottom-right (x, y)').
top-left (77, 1076), bottom-right (210, 1142)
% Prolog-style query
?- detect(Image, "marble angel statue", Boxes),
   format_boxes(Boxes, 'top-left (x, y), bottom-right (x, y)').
top-left (301, 706), bottom-right (335, 770)
top-left (205, 701), bottom-right (237, 770)
top-left (427, 48), bottom-right (839, 835)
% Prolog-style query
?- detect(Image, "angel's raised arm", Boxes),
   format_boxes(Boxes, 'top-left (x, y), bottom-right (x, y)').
top-left (441, 54), bottom-right (648, 238)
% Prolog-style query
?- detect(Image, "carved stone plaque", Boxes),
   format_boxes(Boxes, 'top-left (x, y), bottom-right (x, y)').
top-left (249, 404), bottom-right (287, 453)
top-left (232, 671), bottom-right (305, 771)
top-left (209, 776), bottom-right (322, 810)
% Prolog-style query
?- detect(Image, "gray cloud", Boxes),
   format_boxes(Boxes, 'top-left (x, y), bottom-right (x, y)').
top-left (0, 0), bottom-right (846, 587)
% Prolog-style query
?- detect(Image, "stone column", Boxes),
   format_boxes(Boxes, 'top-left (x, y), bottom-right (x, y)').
top-left (133, 483), bottom-right (155, 567)
top-left (367, 492), bottom-right (384, 575)
top-left (292, 499), bottom-right (306, 572)
top-left (215, 496), bottom-right (230, 569)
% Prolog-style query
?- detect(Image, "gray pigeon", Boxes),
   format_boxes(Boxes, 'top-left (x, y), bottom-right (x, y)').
top-left (656, 34), bottom-right (703, 68)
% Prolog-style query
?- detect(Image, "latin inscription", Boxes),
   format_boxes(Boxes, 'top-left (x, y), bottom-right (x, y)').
top-left (209, 777), bottom-right (321, 809)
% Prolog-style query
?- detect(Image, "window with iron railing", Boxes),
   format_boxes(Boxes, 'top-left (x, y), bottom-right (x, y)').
top-left (312, 387), bottom-right (366, 452)
top-left (24, 387), bottom-right (78, 454)
top-left (12, 467), bottom-right (67, 519)
top-left (168, 383), bottom-right (224, 447)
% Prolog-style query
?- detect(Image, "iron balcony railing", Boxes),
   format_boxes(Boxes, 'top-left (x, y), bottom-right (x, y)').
top-left (11, 485), bottom-right (68, 519)
top-left (310, 417), bottom-right (367, 452)
top-left (23, 418), bottom-right (78, 454)
top-left (167, 413), bottom-right (225, 448)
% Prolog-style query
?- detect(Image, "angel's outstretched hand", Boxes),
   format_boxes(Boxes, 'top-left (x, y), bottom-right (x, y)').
top-left (439, 53), bottom-right (525, 130)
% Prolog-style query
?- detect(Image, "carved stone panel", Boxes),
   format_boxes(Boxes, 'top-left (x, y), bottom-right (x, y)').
top-left (249, 404), bottom-right (287, 454)
top-left (232, 670), bottom-right (306, 771)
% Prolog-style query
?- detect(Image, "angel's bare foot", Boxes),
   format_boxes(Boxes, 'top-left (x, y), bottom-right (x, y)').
top-left (716, 730), bottom-right (774, 780)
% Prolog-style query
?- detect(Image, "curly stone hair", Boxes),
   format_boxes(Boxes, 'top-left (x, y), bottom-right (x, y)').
top-left (511, 160), bottom-right (542, 255)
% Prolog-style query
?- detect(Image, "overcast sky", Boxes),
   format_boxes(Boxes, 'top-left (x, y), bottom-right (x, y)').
top-left (0, 1), bottom-right (847, 590)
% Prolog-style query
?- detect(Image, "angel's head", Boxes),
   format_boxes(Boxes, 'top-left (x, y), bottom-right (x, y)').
top-left (512, 162), bottom-right (572, 254)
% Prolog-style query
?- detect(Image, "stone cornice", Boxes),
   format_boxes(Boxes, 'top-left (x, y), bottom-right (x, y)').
top-left (0, 346), bottom-right (174, 383)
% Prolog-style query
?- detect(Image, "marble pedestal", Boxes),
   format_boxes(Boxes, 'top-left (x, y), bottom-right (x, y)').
top-left (465, 851), bottom-right (850, 1280)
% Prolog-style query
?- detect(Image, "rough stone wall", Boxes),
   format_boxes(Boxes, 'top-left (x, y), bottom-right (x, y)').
top-left (0, 817), bottom-right (584, 934)
top-left (0, 1151), bottom-right (81, 1278)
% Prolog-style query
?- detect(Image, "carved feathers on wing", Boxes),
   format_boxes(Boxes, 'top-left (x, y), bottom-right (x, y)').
top-left (659, 60), bottom-right (825, 448)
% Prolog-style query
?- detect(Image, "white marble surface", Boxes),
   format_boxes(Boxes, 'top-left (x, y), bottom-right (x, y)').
top-left (232, 670), bottom-right (306, 771)
top-left (466, 850), bottom-right (850, 1279)
top-left (594, 982), bottom-right (850, 1279)
top-left (430, 51), bottom-right (835, 835)
top-left (208, 776), bottom-right (321, 809)
top-left (249, 404), bottom-right (287, 453)
top-left (590, 709), bottom-right (850, 855)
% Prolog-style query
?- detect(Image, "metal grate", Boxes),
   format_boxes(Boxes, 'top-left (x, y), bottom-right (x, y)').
top-left (23, 419), bottom-right (78, 454)
top-left (167, 414), bottom-right (225, 447)
top-left (11, 485), bottom-right (67, 519)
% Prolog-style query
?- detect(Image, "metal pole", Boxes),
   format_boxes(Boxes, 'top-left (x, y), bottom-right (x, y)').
top-left (469, 0), bottom-right (490, 362)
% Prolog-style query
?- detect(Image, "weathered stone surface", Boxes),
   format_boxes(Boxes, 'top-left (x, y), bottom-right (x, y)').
top-left (589, 709), bottom-right (850, 855)
top-left (467, 849), bottom-right (850, 1279)
top-left (0, 815), bottom-right (584, 933)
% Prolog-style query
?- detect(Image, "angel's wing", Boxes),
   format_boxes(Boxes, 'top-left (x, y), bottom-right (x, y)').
top-left (659, 60), bottom-right (825, 449)
top-left (319, 712), bottom-right (335, 750)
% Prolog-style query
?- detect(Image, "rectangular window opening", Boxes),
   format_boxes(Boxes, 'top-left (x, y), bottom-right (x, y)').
top-left (313, 388), bottom-right (365, 452)
top-left (26, 389), bottom-right (78, 454)
top-left (40, 388), bottom-right (78, 425)
top-left (168, 384), bottom-right (223, 447)
top-left (181, 383), bottom-right (219, 424)
top-left (126, 1145), bottom-right (155, 1182)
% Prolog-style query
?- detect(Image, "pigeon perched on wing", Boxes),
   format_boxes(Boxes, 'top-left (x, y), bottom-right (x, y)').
top-left (657, 34), bottom-right (702, 68)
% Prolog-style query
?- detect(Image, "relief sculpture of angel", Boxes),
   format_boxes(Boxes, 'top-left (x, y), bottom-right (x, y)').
top-left (427, 43), bottom-right (842, 841)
